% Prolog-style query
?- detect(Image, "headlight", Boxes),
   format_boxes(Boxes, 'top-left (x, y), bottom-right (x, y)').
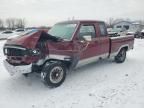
top-left (29, 49), bottom-right (40, 56)
top-left (32, 50), bottom-right (38, 54)
top-left (4, 48), bottom-right (8, 55)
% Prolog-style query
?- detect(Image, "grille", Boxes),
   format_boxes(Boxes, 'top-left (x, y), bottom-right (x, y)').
top-left (5, 48), bottom-right (26, 56)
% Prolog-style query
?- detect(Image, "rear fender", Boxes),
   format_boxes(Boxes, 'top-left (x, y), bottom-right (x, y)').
top-left (110, 44), bottom-right (129, 57)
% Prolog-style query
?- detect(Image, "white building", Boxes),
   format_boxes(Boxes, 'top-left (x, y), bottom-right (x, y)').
top-left (113, 21), bottom-right (144, 32)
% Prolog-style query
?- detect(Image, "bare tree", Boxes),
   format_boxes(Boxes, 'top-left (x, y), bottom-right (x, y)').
top-left (138, 20), bottom-right (144, 25)
top-left (5, 18), bottom-right (26, 29)
top-left (5, 18), bottom-right (16, 30)
top-left (0, 18), bottom-right (4, 30)
top-left (106, 18), bottom-right (127, 28)
top-left (107, 18), bottom-right (114, 28)
top-left (15, 18), bottom-right (26, 28)
top-left (5, 19), bottom-right (10, 29)
top-left (11, 18), bottom-right (16, 29)
top-left (113, 18), bottom-right (123, 24)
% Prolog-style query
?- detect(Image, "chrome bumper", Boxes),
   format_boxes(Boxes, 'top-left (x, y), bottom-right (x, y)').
top-left (3, 60), bottom-right (32, 76)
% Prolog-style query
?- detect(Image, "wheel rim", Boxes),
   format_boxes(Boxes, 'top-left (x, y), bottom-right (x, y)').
top-left (118, 50), bottom-right (126, 61)
top-left (49, 66), bottom-right (64, 84)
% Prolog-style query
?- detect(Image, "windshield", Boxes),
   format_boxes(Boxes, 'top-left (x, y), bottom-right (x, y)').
top-left (48, 23), bottom-right (77, 40)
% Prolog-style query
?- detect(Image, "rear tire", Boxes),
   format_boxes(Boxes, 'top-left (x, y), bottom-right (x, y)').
top-left (115, 48), bottom-right (126, 63)
top-left (41, 61), bottom-right (66, 88)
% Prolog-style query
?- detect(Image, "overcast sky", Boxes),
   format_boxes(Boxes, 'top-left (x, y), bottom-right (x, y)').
top-left (0, 0), bottom-right (144, 26)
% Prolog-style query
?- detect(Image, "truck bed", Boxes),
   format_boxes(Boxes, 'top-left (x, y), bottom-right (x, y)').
top-left (110, 35), bottom-right (134, 57)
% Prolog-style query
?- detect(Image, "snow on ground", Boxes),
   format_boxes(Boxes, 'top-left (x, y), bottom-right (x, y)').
top-left (0, 39), bottom-right (144, 108)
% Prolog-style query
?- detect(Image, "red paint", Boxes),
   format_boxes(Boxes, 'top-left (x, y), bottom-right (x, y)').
top-left (6, 31), bottom-right (41, 49)
top-left (3, 20), bottom-right (134, 66)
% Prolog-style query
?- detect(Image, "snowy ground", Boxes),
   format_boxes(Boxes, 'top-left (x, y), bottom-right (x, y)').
top-left (0, 39), bottom-right (144, 108)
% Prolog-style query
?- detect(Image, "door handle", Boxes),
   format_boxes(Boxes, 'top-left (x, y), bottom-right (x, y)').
top-left (80, 40), bottom-right (85, 43)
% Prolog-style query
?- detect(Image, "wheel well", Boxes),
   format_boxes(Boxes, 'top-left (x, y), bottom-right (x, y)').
top-left (43, 59), bottom-right (72, 69)
top-left (116, 46), bottom-right (128, 56)
top-left (123, 46), bottom-right (128, 51)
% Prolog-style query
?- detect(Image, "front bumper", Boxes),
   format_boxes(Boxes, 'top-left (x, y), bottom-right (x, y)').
top-left (3, 60), bottom-right (32, 76)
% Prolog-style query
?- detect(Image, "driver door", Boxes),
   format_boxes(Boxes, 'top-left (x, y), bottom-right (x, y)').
top-left (76, 24), bottom-right (101, 65)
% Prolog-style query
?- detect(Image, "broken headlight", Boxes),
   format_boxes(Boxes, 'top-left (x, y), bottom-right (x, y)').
top-left (28, 49), bottom-right (41, 56)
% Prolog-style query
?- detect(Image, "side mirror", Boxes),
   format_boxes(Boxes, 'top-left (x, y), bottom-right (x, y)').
top-left (83, 35), bottom-right (92, 41)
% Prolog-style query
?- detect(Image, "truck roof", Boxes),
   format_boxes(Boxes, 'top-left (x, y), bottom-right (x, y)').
top-left (57, 20), bottom-right (105, 24)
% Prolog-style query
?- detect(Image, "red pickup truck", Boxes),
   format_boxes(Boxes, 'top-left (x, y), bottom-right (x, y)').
top-left (3, 20), bottom-right (134, 87)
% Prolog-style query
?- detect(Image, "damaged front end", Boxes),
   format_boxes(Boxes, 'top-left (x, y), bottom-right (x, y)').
top-left (3, 60), bottom-right (32, 76)
top-left (3, 45), bottom-right (41, 75)
top-left (3, 30), bottom-right (52, 75)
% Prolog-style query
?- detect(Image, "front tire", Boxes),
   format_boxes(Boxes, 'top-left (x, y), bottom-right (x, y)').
top-left (41, 61), bottom-right (66, 88)
top-left (115, 48), bottom-right (126, 63)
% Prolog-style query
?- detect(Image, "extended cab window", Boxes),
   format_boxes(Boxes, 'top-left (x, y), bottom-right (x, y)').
top-left (78, 25), bottom-right (96, 40)
top-left (99, 23), bottom-right (107, 36)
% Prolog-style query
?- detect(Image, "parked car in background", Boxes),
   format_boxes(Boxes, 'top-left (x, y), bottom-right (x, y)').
top-left (0, 29), bottom-right (26, 40)
top-left (0, 30), bottom-right (14, 40)
top-left (15, 29), bottom-right (25, 33)
top-left (141, 29), bottom-right (144, 38)
top-left (126, 29), bottom-right (143, 38)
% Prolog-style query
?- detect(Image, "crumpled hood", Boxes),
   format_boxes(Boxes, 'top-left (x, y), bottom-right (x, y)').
top-left (5, 30), bottom-right (42, 49)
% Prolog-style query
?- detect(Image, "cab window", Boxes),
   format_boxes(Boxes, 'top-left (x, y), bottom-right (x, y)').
top-left (99, 23), bottom-right (107, 36)
top-left (78, 25), bottom-right (96, 40)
